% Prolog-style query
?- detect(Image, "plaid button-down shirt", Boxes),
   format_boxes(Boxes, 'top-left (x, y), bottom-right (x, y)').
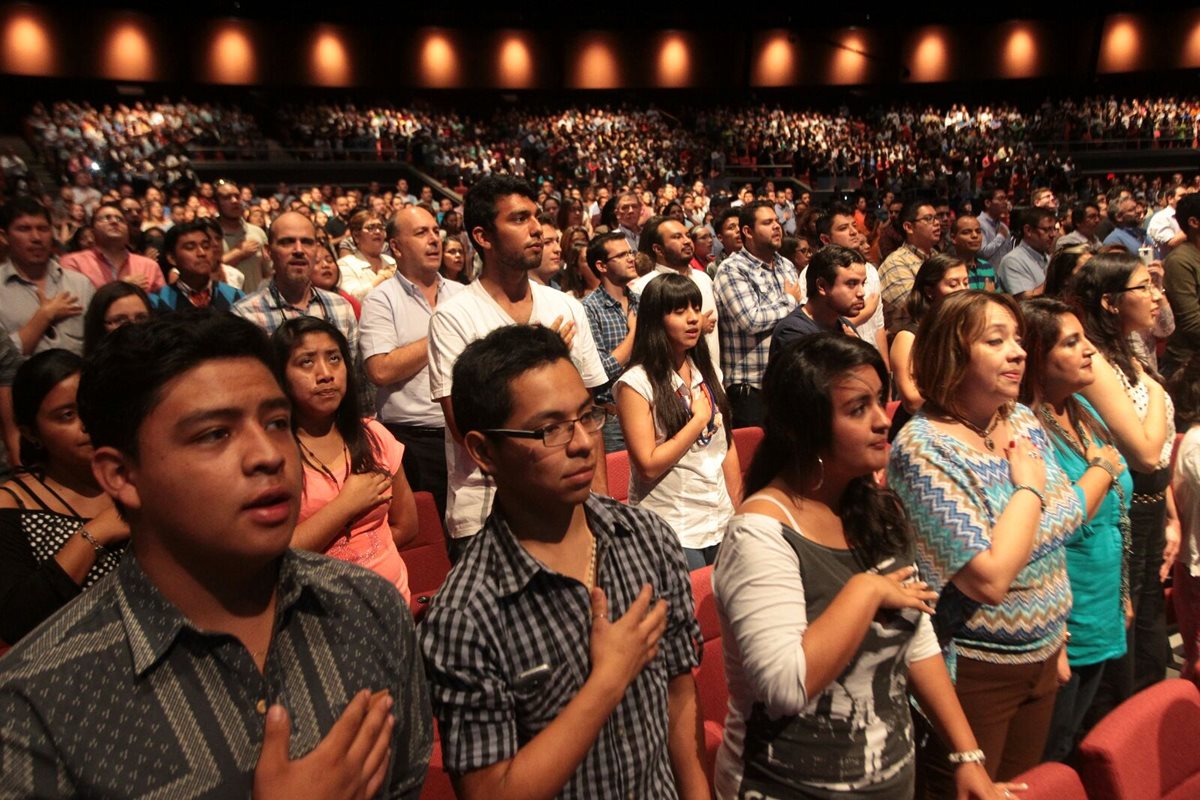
top-left (713, 248), bottom-right (799, 388)
top-left (879, 243), bottom-right (927, 334)
top-left (419, 493), bottom-right (701, 797)
top-left (582, 287), bottom-right (638, 405)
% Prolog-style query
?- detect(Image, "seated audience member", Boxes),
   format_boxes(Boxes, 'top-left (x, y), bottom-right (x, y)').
top-left (582, 231), bottom-right (639, 453)
top-left (1072, 251), bottom-right (1177, 723)
top-left (338, 211), bottom-right (396, 301)
top-left (0, 196), bottom-right (95, 356)
top-left (714, 334), bottom-right (1012, 799)
top-left (1103, 196), bottom-right (1155, 257)
top-left (0, 313), bottom-right (431, 797)
top-left (311, 247), bottom-right (360, 319)
top-left (889, 253), bottom-right (970, 439)
top-left (1169, 357), bottom-right (1200, 680)
top-left (82, 281), bottom-right (152, 357)
top-left (60, 201), bottom-right (164, 293)
top-left (1019, 298), bottom-right (1128, 762)
top-left (151, 221), bottom-right (245, 313)
top-left (0, 350), bottom-right (128, 645)
top-left (888, 291), bottom-right (1082, 788)
top-left (420, 324), bottom-right (708, 799)
top-left (997, 207), bottom-right (1056, 299)
top-left (616, 273), bottom-right (740, 569)
top-left (273, 317), bottom-right (418, 604)
top-left (770, 244), bottom-right (866, 360)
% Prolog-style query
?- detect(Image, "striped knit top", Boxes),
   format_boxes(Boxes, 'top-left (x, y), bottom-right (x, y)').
top-left (887, 404), bottom-right (1082, 666)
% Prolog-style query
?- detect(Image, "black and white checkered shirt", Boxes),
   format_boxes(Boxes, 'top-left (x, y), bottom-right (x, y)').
top-left (419, 493), bottom-right (701, 798)
top-left (0, 550), bottom-right (432, 799)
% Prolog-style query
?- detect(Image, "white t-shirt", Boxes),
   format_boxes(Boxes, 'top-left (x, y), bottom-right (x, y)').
top-left (338, 252), bottom-right (397, 301)
top-left (614, 359), bottom-right (732, 549)
top-left (1173, 426), bottom-right (1200, 578)
top-left (428, 279), bottom-right (608, 539)
top-left (629, 266), bottom-right (722, 375)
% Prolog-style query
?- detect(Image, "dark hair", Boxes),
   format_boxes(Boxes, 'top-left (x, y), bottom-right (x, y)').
top-left (1177, 194), bottom-right (1200, 234)
top-left (1044, 245), bottom-right (1092, 298)
top-left (1071, 201), bottom-right (1099, 227)
top-left (805, 244), bottom-right (864, 298)
top-left (815, 202), bottom-right (856, 240)
top-left (0, 196), bottom-right (51, 229)
top-left (463, 175), bottom-right (537, 251)
top-left (82, 281), bottom-right (153, 358)
top-left (451, 324), bottom-right (571, 435)
top-left (637, 215), bottom-right (670, 257)
top-left (737, 200), bottom-right (775, 236)
top-left (161, 220), bottom-right (211, 273)
top-left (1169, 353), bottom-right (1200, 430)
top-left (1014, 206), bottom-right (1054, 243)
top-left (1072, 250), bottom-right (1152, 384)
top-left (91, 201), bottom-right (125, 227)
top-left (586, 231), bottom-right (625, 281)
top-left (714, 207), bottom-right (740, 236)
top-left (627, 273), bottom-right (730, 443)
top-left (12, 349), bottom-right (84, 466)
top-left (78, 312), bottom-right (277, 459)
top-left (745, 334), bottom-right (910, 570)
top-left (779, 236), bottom-right (800, 262)
top-left (906, 252), bottom-right (966, 323)
top-left (271, 317), bottom-right (384, 476)
top-left (1019, 297), bottom-right (1115, 446)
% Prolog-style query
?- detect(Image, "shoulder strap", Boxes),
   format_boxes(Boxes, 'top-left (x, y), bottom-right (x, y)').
top-left (9, 474), bottom-right (53, 512)
top-left (0, 484), bottom-right (27, 510)
top-left (744, 492), bottom-right (803, 533)
top-left (17, 472), bottom-right (82, 516)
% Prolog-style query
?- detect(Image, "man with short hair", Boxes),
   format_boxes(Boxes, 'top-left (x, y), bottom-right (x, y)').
top-left (998, 206), bottom-right (1056, 299)
top-left (151, 220), bottom-right (245, 312)
top-left (711, 207), bottom-right (742, 270)
top-left (775, 186), bottom-right (797, 235)
top-left (1056, 202), bottom-right (1103, 252)
top-left (771, 244), bottom-right (866, 360)
top-left (977, 186), bottom-right (1013, 263)
top-left (1095, 186), bottom-right (1132, 241)
top-left (232, 212), bottom-right (359, 356)
top-left (879, 201), bottom-right (941, 334)
top-left (951, 215), bottom-right (1000, 291)
top-left (1162, 193), bottom-right (1200, 377)
top-left (119, 196), bottom-right (146, 251)
top-left (713, 200), bottom-right (802, 427)
top-left (421, 324), bottom-right (706, 800)
top-left (632, 216), bottom-right (720, 364)
top-left (217, 179), bottom-right (270, 293)
top-left (933, 199), bottom-right (954, 252)
top-left (582, 232), bottom-right (639, 452)
top-left (61, 201), bottom-right (165, 292)
top-left (1031, 187), bottom-right (1058, 210)
top-left (875, 199), bottom-right (906, 262)
top-left (1148, 184), bottom-right (1192, 257)
top-left (428, 176), bottom-right (608, 551)
top-left (0, 312), bottom-right (432, 798)
top-left (532, 217), bottom-right (563, 289)
top-left (1103, 196), bottom-right (1155, 257)
top-left (359, 206), bottom-right (464, 518)
top-left (814, 203), bottom-right (886, 355)
top-left (615, 191), bottom-right (642, 252)
top-left (0, 197), bottom-right (94, 356)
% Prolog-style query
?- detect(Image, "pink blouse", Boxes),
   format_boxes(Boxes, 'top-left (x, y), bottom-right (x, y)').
top-left (297, 419), bottom-right (410, 602)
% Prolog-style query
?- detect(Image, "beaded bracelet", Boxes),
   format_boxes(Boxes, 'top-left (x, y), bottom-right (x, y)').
top-left (1012, 484), bottom-right (1045, 511)
top-left (78, 526), bottom-right (105, 553)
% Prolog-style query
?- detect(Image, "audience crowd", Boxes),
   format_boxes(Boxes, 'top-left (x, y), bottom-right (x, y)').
top-left (1, 89), bottom-right (1200, 799)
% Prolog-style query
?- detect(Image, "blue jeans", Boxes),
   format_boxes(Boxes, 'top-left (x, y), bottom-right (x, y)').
top-left (601, 416), bottom-right (626, 453)
top-left (684, 544), bottom-right (720, 571)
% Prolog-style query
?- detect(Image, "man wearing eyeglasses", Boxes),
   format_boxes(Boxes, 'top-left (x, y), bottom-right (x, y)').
top-left (582, 232), bottom-right (639, 453)
top-left (879, 201), bottom-right (941, 334)
top-left (997, 207), bottom-right (1056, 299)
top-left (216, 179), bottom-right (270, 293)
top-left (421, 323), bottom-right (708, 800)
top-left (428, 176), bottom-right (608, 559)
top-left (61, 201), bottom-right (164, 293)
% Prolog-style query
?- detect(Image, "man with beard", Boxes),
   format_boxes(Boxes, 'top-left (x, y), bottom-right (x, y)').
top-left (770, 244), bottom-right (867, 360)
top-left (428, 176), bottom-right (607, 558)
top-left (631, 217), bottom-right (720, 366)
top-left (582, 232), bottom-right (639, 453)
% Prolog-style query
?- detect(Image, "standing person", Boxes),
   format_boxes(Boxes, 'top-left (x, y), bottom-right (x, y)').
top-left (1169, 358), bottom-right (1200, 680)
top-left (713, 201), bottom-right (802, 427)
top-left (273, 317), bottom-right (417, 605)
top-left (582, 232), bottom-right (639, 453)
top-left (60, 202), bottom-right (164, 292)
top-left (428, 175), bottom-right (608, 554)
top-left (815, 203), bottom-right (886, 357)
top-left (216, 179), bottom-right (270, 293)
top-left (977, 186), bottom-right (1014, 264)
top-left (879, 201), bottom-right (942, 335)
top-left (151, 220), bottom-right (244, 313)
top-left (439, 237), bottom-right (470, 285)
top-left (338, 211), bottom-right (396, 302)
top-left (0, 313), bottom-right (431, 798)
top-left (1019, 298), bottom-right (1129, 762)
top-left (951, 215), bottom-right (1001, 292)
top-left (997, 207), bottom-right (1056, 300)
top-left (1073, 251), bottom-right (1179, 721)
top-left (771, 245), bottom-right (867, 359)
top-left (0, 350), bottom-right (129, 645)
top-left (615, 191), bottom-right (643, 252)
top-left (888, 291), bottom-right (1082, 787)
top-left (1161, 193), bottom-right (1200, 377)
top-left (360, 206), bottom-right (464, 520)
top-left (616, 274), bottom-right (740, 569)
top-left (714, 334), bottom-right (1015, 800)
top-left (633, 216), bottom-right (720, 366)
top-left (421, 324), bottom-right (708, 800)
top-left (1056, 202), bottom-right (1103, 253)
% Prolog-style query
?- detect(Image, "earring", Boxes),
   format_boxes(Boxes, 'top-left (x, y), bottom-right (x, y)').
top-left (812, 455), bottom-right (825, 491)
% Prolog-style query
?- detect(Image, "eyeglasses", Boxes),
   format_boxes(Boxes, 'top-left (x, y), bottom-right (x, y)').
top-left (913, 214), bottom-right (938, 224)
top-left (359, 223), bottom-right (386, 233)
top-left (1115, 281), bottom-right (1156, 295)
top-left (484, 407), bottom-right (608, 448)
top-left (605, 250), bottom-right (636, 262)
top-left (1036, 225), bottom-right (1058, 234)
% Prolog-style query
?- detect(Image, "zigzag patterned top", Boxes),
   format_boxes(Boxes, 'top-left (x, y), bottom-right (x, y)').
top-left (887, 404), bottom-right (1082, 666)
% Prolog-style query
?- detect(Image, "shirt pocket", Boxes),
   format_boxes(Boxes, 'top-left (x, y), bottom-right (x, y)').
top-left (511, 659), bottom-right (577, 735)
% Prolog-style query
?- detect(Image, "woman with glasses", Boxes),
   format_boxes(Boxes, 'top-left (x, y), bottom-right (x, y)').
top-left (337, 210), bottom-right (396, 301)
top-left (616, 273), bottom-right (740, 569)
top-left (1071, 250), bottom-right (1179, 723)
top-left (81, 282), bottom-right (152, 358)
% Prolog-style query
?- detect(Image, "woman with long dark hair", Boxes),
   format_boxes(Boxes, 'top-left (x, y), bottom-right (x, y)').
top-left (272, 317), bottom-right (418, 601)
top-left (616, 273), bottom-right (740, 568)
top-left (1072, 250), bottom-right (1178, 721)
top-left (0, 350), bottom-right (128, 645)
top-left (714, 334), bottom-right (1012, 799)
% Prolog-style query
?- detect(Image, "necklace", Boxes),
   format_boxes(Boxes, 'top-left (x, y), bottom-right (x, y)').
top-left (296, 434), bottom-right (350, 486)
top-left (1038, 404), bottom-right (1082, 451)
top-left (951, 409), bottom-right (1002, 451)
top-left (583, 531), bottom-right (598, 590)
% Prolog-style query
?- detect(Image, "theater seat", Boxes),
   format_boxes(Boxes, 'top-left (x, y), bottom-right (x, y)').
top-left (606, 449), bottom-right (631, 503)
top-left (689, 565), bottom-right (727, 778)
top-left (1009, 762), bottom-right (1087, 800)
top-left (732, 427), bottom-right (763, 476)
top-left (1077, 678), bottom-right (1200, 799)
top-left (402, 491), bottom-right (452, 620)
top-left (419, 722), bottom-right (456, 800)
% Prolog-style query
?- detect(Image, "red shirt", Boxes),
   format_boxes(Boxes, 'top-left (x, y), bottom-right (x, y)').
top-left (60, 248), bottom-right (165, 292)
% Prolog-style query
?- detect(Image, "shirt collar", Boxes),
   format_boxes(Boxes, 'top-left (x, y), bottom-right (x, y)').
top-left (116, 551), bottom-right (323, 678)
top-left (394, 269), bottom-right (445, 300)
top-left (1, 258), bottom-right (63, 285)
top-left (486, 494), bottom-right (636, 598)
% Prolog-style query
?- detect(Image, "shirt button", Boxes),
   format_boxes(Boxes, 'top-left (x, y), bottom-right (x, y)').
top-left (256, 699), bottom-right (268, 715)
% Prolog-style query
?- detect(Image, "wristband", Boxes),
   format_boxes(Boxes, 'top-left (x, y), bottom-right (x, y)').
top-left (1012, 484), bottom-right (1045, 511)
top-left (1088, 456), bottom-right (1120, 482)
top-left (78, 526), bottom-right (105, 553)
top-left (947, 748), bottom-right (986, 765)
